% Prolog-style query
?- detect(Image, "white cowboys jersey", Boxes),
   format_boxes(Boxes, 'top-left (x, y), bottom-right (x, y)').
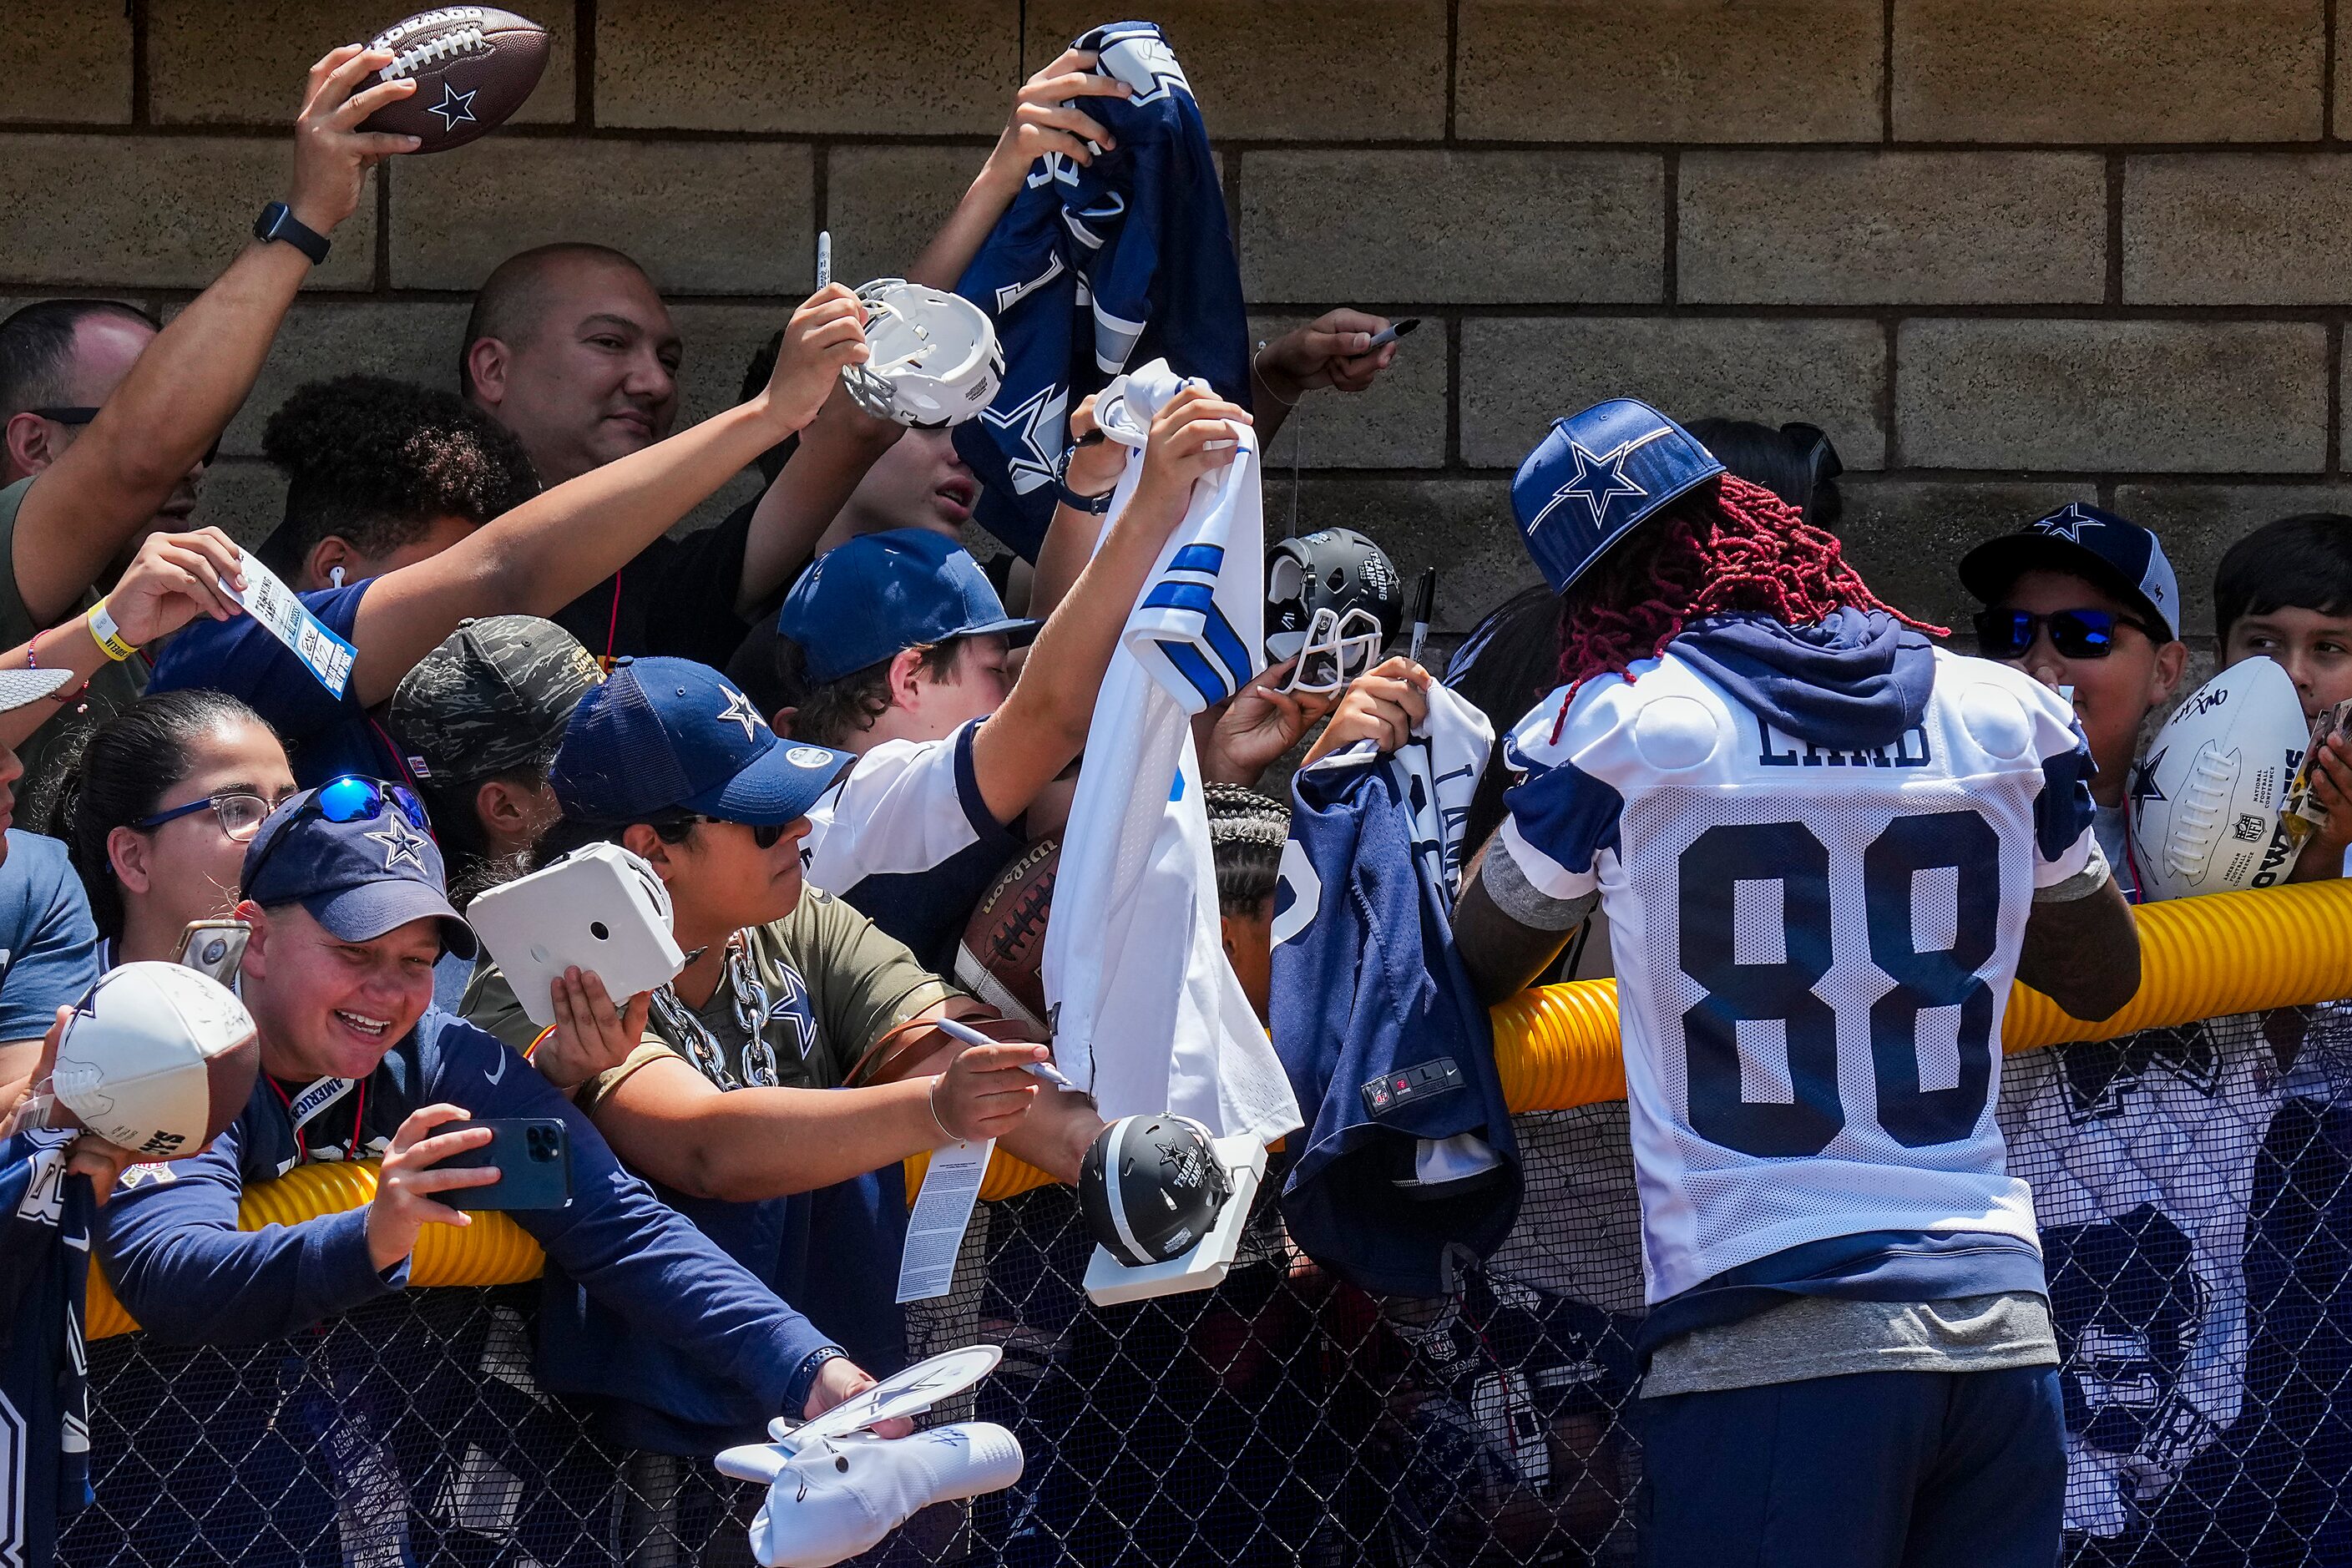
top-left (1499, 646), bottom-right (2095, 1302)
top-left (1042, 358), bottom-right (1299, 1144)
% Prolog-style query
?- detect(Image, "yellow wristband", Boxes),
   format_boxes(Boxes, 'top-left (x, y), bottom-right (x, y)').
top-left (86, 600), bottom-right (134, 662)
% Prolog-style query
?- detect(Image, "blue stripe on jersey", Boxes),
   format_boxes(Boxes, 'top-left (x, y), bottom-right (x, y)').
top-left (1168, 543), bottom-right (1225, 576)
top-left (1142, 580), bottom-right (1214, 614)
top-left (1200, 604), bottom-right (1254, 693)
top-left (2034, 737), bottom-right (2098, 864)
top-left (1157, 640), bottom-right (1230, 706)
top-left (1500, 753), bottom-right (1625, 877)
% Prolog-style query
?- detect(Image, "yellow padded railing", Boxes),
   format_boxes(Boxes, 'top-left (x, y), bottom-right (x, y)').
top-left (87, 878), bottom-right (2352, 1340)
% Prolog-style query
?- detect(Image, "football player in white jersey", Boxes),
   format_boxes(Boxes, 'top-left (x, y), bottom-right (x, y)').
top-left (1452, 398), bottom-right (2142, 1568)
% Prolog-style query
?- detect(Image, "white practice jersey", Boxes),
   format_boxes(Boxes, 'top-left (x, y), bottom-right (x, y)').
top-left (1041, 358), bottom-right (1300, 1143)
top-left (1500, 644), bottom-right (2096, 1302)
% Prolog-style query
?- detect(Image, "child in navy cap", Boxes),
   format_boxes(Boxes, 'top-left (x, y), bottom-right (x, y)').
top-left (1960, 503), bottom-right (2190, 900)
top-left (98, 775), bottom-right (906, 1449)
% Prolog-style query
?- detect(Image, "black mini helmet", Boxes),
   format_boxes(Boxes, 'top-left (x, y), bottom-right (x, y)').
top-left (1079, 1114), bottom-right (1232, 1267)
top-left (1265, 528), bottom-right (1404, 663)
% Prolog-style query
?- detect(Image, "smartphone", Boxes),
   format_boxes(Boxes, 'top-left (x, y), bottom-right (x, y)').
top-left (177, 920), bottom-right (250, 985)
top-left (439, 1118), bottom-right (572, 1211)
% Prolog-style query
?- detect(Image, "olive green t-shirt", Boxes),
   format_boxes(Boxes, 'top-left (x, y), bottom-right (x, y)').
top-left (0, 477), bottom-right (148, 807)
top-left (462, 884), bottom-right (958, 1115)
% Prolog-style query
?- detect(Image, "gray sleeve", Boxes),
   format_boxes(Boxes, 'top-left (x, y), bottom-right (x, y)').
top-left (1479, 832), bottom-right (1600, 933)
top-left (2033, 831), bottom-right (2112, 903)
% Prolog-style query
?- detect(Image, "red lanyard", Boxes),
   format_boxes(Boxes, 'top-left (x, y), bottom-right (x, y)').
top-left (266, 1075), bottom-right (370, 1165)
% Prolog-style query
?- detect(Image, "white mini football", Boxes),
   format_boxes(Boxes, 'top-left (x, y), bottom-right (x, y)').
top-left (50, 962), bottom-right (259, 1161)
top-left (2129, 659), bottom-right (2307, 901)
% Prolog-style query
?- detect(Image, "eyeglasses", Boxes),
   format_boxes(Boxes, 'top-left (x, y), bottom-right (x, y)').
top-left (29, 406), bottom-right (219, 468)
top-left (1973, 607), bottom-right (2157, 661)
top-left (242, 776), bottom-right (434, 897)
top-left (131, 788), bottom-right (297, 842)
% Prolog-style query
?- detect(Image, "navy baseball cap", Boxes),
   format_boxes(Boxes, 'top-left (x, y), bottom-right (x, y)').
top-left (1511, 398), bottom-right (1726, 594)
top-left (549, 656), bottom-right (854, 827)
top-left (1959, 503), bottom-right (2181, 643)
top-left (241, 784), bottom-right (477, 959)
top-left (777, 529), bottom-right (1039, 685)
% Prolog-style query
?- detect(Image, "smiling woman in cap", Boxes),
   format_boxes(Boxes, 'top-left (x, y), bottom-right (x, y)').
top-left (461, 654), bottom-right (1058, 1457)
top-left (96, 772), bottom-right (903, 1447)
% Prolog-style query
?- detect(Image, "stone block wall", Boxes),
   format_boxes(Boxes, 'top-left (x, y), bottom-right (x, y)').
top-left (4, 0), bottom-right (2349, 651)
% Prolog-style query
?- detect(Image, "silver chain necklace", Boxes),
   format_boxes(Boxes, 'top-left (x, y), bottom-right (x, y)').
top-left (647, 933), bottom-right (777, 1090)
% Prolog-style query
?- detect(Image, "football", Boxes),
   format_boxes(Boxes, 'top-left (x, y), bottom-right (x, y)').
top-left (359, 8), bottom-right (549, 154)
top-left (2129, 658), bottom-right (2308, 901)
top-left (49, 962), bottom-right (260, 1162)
top-left (953, 838), bottom-right (1058, 1031)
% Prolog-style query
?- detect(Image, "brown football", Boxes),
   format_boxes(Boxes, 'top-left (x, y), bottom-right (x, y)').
top-left (359, 8), bottom-right (549, 154)
top-left (953, 838), bottom-right (1059, 1032)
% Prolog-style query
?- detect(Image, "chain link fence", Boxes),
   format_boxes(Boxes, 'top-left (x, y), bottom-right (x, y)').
top-left (62, 1006), bottom-right (2352, 1567)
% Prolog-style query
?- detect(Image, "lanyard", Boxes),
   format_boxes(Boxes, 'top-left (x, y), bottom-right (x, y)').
top-left (266, 1074), bottom-right (369, 1165)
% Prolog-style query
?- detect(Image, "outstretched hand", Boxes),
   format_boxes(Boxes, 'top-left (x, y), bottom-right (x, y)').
top-left (287, 45), bottom-right (424, 235)
top-left (766, 285), bottom-right (873, 433)
top-left (1202, 659), bottom-right (1336, 785)
top-left (982, 47), bottom-right (1135, 185)
top-left (1254, 310), bottom-right (1403, 404)
top-left (103, 528), bottom-right (246, 649)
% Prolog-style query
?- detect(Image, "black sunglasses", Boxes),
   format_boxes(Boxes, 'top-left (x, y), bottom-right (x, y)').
top-left (242, 776), bottom-right (434, 898)
top-left (700, 815), bottom-right (790, 850)
top-left (30, 406), bottom-right (219, 469)
top-left (1973, 607), bottom-right (2157, 661)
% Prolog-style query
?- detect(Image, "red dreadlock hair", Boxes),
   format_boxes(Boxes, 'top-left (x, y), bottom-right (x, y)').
top-left (1552, 472), bottom-right (1942, 719)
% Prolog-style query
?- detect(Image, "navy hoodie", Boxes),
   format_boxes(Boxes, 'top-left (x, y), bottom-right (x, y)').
top-left (98, 1009), bottom-right (841, 1425)
top-left (953, 20), bottom-right (1250, 561)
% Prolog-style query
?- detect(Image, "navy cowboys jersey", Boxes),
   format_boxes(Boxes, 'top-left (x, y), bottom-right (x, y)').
top-left (1500, 645), bottom-right (2097, 1302)
top-left (1, 1130), bottom-right (93, 1568)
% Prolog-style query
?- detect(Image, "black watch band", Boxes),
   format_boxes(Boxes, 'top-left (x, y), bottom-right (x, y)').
top-left (1054, 443), bottom-right (1115, 515)
top-left (253, 201), bottom-right (331, 266)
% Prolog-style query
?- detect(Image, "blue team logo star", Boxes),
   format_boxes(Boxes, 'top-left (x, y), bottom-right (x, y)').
top-left (979, 382), bottom-right (1068, 495)
top-left (716, 687), bottom-right (766, 741)
top-left (1525, 432), bottom-right (1667, 536)
top-left (428, 82), bottom-right (478, 130)
top-left (764, 969), bottom-right (817, 1060)
top-left (2036, 504), bottom-right (2104, 544)
top-left (367, 814), bottom-right (433, 873)
top-left (2130, 747), bottom-right (2167, 807)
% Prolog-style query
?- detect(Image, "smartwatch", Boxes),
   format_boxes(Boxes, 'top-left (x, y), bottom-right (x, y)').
top-left (1053, 439), bottom-right (1116, 515)
top-left (253, 201), bottom-right (331, 266)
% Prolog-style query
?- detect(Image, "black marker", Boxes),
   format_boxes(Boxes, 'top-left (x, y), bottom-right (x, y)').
top-left (1362, 317), bottom-right (1422, 352)
top-left (1407, 567), bottom-right (1437, 664)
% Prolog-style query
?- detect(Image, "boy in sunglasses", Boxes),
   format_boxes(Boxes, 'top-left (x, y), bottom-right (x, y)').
top-left (1960, 504), bottom-right (2189, 901)
top-left (99, 781), bottom-right (903, 1438)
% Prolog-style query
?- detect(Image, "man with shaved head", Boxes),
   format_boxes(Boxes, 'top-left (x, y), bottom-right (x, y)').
top-left (463, 243), bottom-right (683, 488)
top-left (461, 242), bottom-right (898, 671)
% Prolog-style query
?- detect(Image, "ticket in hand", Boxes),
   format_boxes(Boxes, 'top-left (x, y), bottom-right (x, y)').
top-left (221, 550), bottom-right (357, 699)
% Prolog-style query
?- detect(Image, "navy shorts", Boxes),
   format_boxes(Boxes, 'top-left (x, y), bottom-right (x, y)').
top-left (1636, 1365), bottom-right (2066, 1568)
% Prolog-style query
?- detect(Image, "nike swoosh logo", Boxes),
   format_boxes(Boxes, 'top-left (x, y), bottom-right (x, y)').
top-left (485, 1053), bottom-right (508, 1085)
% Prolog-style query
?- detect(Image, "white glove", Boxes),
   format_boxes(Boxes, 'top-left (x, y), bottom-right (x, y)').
top-left (715, 1422), bottom-right (1025, 1568)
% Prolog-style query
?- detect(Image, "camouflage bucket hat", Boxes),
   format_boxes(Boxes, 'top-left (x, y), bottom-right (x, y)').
top-left (388, 615), bottom-right (603, 787)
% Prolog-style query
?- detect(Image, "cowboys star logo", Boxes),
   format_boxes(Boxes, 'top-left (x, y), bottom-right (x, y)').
top-left (2131, 747), bottom-right (2168, 809)
top-left (2035, 503), bottom-right (2104, 544)
top-left (366, 813), bottom-right (433, 873)
top-left (763, 967), bottom-right (818, 1061)
top-left (1523, 428), bottom-right (1671, 536)
top-left (716, 686), bottom-right (766, 742)
top-left (428, 83), bottom-right (478, 130)
top-left (979, 382), bottom-right (1068, 495)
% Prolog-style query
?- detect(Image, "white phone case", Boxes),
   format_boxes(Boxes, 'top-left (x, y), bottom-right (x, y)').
top-left (467, 843), bottom-right (685, 1027)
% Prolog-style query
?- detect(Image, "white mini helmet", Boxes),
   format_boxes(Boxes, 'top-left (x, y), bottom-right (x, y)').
top-left (50, 962), bottom-right (260, 1161)
top-left (839, 280), bottom-right (1005, 429)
